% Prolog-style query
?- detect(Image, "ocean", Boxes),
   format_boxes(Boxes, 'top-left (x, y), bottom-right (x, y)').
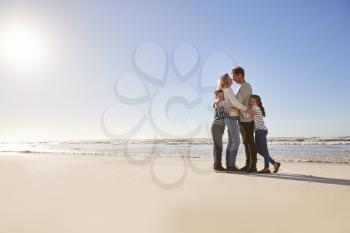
top-left (1, 137), bottom-right (350, 164)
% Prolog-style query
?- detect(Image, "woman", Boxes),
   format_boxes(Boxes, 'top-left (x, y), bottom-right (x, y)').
top-left (216, 74), bottom-right (255, 171)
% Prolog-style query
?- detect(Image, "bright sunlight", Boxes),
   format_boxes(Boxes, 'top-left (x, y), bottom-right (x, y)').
top-left (0, 21), bottom-right (49, 70)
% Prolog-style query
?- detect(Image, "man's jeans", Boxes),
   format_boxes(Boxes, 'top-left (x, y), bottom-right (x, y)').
top-left (239, 121), bottom-right (257, 168)
top-left (255, 129), bottom-right (276, 168)
top-left (211, 119), bottom-right (225, 166)
top-left (224, 116), bottom-right (240, 168)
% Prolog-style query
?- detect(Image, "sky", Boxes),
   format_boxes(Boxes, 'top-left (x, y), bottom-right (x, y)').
top-left (0, 0), bottom-right (349, 141)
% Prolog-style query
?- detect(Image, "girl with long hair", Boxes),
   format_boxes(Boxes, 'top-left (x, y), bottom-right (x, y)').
top-left (245, 95), bottom-right (281, 173)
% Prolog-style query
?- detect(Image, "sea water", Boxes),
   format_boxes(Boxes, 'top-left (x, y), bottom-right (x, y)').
top-left (1, 137), bottom-right (350, 164)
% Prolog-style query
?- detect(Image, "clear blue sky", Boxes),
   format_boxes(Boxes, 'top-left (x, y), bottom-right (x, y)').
top-left (0, 0), bottom-right (349, 141)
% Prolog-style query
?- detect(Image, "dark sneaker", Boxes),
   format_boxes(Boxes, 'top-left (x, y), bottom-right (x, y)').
top-left (239, 166), bottom-right (248, 171)
top-left (214, 165), bottom-right (226, 172)
top-left (226, 166), bottom-right (240, 172)
top-left (246, 167), bottom-right (257, 173)
top-left (273, 162), bottom-right (281, 173)
top-left (258, 168), bottom-right (271, 174)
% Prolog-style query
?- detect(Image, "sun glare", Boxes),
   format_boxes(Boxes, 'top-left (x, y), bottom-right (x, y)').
top-left (0, 22), bottom-right (48, 69)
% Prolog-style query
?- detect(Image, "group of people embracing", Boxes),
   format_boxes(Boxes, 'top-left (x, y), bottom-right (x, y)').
top-left (211, 66), bottom-right (281, 174)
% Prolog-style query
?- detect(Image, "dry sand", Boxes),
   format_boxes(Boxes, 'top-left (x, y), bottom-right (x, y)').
top-left (0, 154), bottom-right (349, 233)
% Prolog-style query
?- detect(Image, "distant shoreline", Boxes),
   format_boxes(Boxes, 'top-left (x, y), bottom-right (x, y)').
top-left (1, 136), bottom-right (350, 145)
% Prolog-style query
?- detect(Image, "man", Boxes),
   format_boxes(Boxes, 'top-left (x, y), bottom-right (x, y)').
top-left (232, 66), bottom-right (257, 173)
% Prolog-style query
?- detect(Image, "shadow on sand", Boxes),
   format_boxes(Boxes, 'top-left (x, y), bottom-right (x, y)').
top-left (227, 172), bottom-right (350, 187)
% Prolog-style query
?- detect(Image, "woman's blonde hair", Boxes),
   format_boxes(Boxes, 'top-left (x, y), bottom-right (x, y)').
top-left (216, 73), bottom-right (231, 91)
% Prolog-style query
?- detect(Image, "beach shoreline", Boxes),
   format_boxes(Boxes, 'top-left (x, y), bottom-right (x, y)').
top-left (0, 154), bottom-right (349, 233)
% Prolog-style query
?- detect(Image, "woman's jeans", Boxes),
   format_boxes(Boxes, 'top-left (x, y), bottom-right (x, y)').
top-left (255, 129), bottom-right (276, 168)
top-left (224, 116), bottom-right (240, 168)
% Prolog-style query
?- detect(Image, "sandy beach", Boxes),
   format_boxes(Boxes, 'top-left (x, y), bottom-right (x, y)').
top-left (0, 154), bottom-right (349, 233)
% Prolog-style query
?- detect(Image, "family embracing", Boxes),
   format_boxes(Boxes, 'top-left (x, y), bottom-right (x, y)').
top-left (211, 66), bottom-right (281, 174)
